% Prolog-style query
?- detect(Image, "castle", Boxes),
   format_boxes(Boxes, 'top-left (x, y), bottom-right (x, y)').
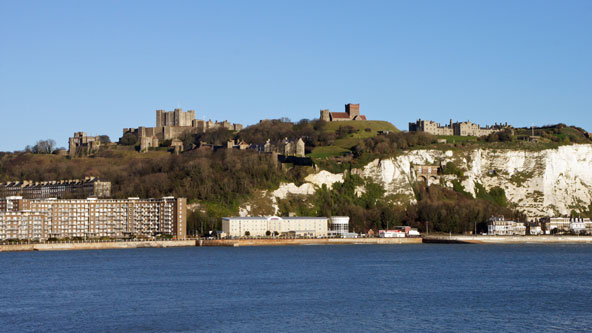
top-left (68, 132), bottom-right (101, 156)
top-left (320, 104), bottom-right (367, 122)
top-left (409, 119), bottom-right (509, 137)
top-left (122, 108), bottom-right (243, 151)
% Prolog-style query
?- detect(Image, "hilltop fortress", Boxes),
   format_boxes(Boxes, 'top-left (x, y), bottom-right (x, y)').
top-left (320, 104), bottom-right (367, 122)
top-left (409, 119), bottom-right (510, 137)
top-left (122, 108), bottom-right (243, 151)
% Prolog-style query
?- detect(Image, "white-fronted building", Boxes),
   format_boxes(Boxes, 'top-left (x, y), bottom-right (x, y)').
top-left (221, 216), bottom-right (328, 237)
top-left (487, 217), bottom-right (526, 236)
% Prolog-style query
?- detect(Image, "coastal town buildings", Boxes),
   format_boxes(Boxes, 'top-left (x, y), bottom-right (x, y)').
top-left (328, 216), bottom-right (350, 237)
top-left (379, 226), bottom-right (420, 238)
top-left (221, 216), bottom-right (329, 237)
top-left (408, 119), bottom-right (509, 137)
top-left (541, 217), bottom-right (592, 234)
top-left (0, 196), bottom-right (186, 241)
top-left (0, 177), bottom-right (111, 199)
top-left (320, 103), bottom-right (367, 122)
top-left (487, 217), bottom-right (526, 235)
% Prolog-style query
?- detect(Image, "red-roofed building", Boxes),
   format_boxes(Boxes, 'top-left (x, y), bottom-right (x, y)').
top-left (320, 103), bottom-right (368, 122)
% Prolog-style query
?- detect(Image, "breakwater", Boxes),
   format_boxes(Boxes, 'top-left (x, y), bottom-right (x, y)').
top-left (423, 235), bottom-right (592, 244)
top-left (199, 237), bottom-right (422, 247)
top-left (0, 240), bottom-right (197, 252)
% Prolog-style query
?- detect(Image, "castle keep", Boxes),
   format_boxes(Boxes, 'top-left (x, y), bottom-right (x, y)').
top-left (123, 108), bottom-right (243, 151)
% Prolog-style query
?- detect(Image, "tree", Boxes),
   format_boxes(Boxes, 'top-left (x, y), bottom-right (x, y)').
top-left (265, 230), bottom-right (271, 237)
top-left (244, 231), bottom-right (250, 237)
top-left (98, 135), bottom-right (111, 144)
top-left (120, 133), bottom-right (137, 146)
top-left (31, 139), bottom-right (56, 154)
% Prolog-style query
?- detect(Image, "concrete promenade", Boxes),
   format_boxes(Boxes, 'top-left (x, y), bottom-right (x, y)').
top-left (200, 237), bottom-right (422, 247)
top-left (3, 235), bottom-right (591, 252)
top-left (423, 235), bottom-right (592, 244)
top-left (0, 240), bottom-right (196, 252)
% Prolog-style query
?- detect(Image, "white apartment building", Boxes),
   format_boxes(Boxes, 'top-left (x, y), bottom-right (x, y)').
top-left (221, 216), bottom-right (329, 237)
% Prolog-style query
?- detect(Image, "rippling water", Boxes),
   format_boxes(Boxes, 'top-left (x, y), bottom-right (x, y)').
top-left (1, 244), bottom-right (591, 332)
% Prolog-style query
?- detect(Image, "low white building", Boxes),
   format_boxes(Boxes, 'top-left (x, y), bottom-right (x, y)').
top-left (221, 216), bottom-right (328, 237)
top-left (328, 216), bottom-right (350, 237)
top-left (379, 226), bottom-right (420, 238)
top-left (487, 217), bottom-right (526, 236)
top-left (378, 229), bottom-right (406, 238)
top-left (529, 225), bottom-right (543, 235)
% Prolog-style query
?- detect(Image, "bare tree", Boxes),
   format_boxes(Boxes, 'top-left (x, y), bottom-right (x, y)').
top-left (31, 139), bottom-right (56, 154)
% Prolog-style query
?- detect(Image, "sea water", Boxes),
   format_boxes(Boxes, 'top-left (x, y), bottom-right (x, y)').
top-left (1, 244), bottom-right (591, 332)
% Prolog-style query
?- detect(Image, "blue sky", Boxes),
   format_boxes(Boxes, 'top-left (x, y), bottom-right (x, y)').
top-left (1, 0), bottom-right (591, 151)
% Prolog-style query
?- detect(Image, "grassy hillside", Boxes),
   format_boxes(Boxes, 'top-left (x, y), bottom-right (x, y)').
top-left (310, 120), bottom-right (398, 159)
top-left (323, 120), bottom-right (398, 137)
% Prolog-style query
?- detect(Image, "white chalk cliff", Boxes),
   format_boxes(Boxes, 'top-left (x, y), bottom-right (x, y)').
top-left (247, 144), bottom-right (592, 218)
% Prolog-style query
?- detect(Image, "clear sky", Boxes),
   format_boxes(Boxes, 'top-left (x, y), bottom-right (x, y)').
top-left (1, 0), bottom-right (591, 151)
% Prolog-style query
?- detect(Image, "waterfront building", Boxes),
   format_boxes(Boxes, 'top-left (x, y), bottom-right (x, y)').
top-left (379, 229), bottom-right (406, 238)
top-left (221, 216), bottom-right (328, 237)
top-left (0, 196), bottom-right (186, 241)
top-left (328, 216), bottom-right (350, 237)
top-left (0, 177), bottom-right (111, 199)
top-left (487, 217), bottom-right (526, 235)
top-left (541, 217), bottom-right (592, 234)
top-left (378, 226), bottom-right (420, 238)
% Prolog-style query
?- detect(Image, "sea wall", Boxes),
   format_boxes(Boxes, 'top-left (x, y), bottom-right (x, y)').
top-left (0, 240), bottom-right (197, 252)
top-left (423, 235), bottom-right (592, 244)
top-left (200, 238), bottom-right (422, 247)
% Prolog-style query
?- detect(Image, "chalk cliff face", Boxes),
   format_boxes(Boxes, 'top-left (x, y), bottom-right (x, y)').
top-left (358, 144), bottom-right (592, 217)
top-left (244, 144), bottom-right (592, 218)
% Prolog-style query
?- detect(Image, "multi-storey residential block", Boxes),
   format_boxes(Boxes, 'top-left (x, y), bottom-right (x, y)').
top-left (0, 177), bottom-right (111, 199)
top-left (0, 196), bottom-right (186, 241)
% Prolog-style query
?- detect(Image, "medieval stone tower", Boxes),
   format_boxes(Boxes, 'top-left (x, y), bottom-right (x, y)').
top-left (345, 104), bottom-right (360, 119)
top-left (320, 109), bottom-right (331, 121)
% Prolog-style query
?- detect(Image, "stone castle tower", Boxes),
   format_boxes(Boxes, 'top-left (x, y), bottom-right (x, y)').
top-left (345, 103), bottom-right (360, 118)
